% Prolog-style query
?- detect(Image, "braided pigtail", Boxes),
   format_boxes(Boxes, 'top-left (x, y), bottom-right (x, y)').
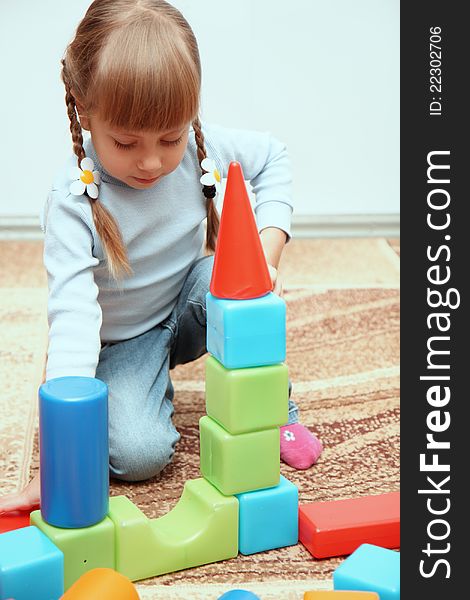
top-left (61, 60), bottom-right (132, 280)
top-left (192, 117), bottom-right (220, 253)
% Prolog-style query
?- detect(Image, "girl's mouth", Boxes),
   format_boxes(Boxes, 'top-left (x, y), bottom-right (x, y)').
top-left (133, 175), bottom-right (160, 184)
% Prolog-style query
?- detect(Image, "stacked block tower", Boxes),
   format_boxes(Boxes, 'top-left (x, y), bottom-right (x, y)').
top-left (0, 162), bottom-right (298, 599)
top-left (202, 161), bottom-right (298, 555)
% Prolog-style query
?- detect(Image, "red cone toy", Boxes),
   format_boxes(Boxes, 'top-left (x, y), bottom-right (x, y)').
top-left (210, 161), bottom-right (272, 300)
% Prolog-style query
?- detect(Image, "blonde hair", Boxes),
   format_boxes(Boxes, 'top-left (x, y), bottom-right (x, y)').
top-left (61, 0), bottom-right (219, 278)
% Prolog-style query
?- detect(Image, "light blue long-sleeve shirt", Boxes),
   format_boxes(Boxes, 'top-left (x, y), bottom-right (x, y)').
top-left (42, 122), bottom-right (293, 380)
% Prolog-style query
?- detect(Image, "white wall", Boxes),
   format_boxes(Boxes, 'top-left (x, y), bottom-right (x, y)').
top-left (0, 0), bottom-right (398, 219)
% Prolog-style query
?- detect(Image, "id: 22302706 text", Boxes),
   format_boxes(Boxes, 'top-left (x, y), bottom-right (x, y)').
top-left (429, 26), bottom-right (443, 116)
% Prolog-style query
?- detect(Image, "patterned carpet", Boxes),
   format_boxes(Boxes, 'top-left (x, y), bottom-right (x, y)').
top-left (0, 238), bottom-right (400, 599)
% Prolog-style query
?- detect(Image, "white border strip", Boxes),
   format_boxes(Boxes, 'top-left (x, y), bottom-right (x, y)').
top-left (0, 216), bottom-right (42, 240)
top-left (0, 214), bottom-right (400, 240)
top-left (292, 213), bottom-right (400, 238)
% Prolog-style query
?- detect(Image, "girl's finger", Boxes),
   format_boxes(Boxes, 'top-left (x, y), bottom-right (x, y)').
top-left (273, 277), bottom-right (283, 297)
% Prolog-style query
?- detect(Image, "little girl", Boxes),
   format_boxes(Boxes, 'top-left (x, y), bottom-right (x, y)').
top-left (0, 0), bottom-right (322, 513)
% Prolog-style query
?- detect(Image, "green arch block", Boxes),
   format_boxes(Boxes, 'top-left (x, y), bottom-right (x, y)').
top-left (31, 479), bottom-right (238, 587)
top-left (108, 478), bottom-right (238, 581)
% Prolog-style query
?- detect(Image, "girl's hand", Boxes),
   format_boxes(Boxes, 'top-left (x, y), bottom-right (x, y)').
top-left (267, 264), bottom-right (284, 297)
top-left (0, 475), bottom-right (40, 514)
top-left (259, 228), bottom-right (287, 298)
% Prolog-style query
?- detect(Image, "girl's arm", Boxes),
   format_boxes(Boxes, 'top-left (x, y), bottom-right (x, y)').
top-left (260, 226), bottom-right (287, 269)
top-left (260, 226), bottom-right (287, 297)
top-left (201, 122), bottom-right (293, 245)
top-left (42, 188), bottom-right (102, 380)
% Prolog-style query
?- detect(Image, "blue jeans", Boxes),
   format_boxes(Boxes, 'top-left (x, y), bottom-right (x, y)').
top-left (96, 255), bottom-right (298, 482)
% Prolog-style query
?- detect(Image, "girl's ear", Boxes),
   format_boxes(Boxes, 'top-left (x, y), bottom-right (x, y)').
top-left (79, 114), bottom-right (90, 131)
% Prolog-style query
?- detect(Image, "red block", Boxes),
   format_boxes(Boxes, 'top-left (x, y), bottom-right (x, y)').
top-left (299, 491), bottom-right (400, 559)
top-left (0, 511), bottom-right (32, 534)
top-left (210, 161), bottom-right (272, 300)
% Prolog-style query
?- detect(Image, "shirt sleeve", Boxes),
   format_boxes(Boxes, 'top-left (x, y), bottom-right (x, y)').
top-left (42, 189), bottom-right (102, 380)
top-left (202, 122), bottom-right (293, 240)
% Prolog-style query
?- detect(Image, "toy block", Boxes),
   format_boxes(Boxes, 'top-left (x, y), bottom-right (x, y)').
top-left (30, 510), bottom-right (115, 591)
top-left (108, 479), bottom-right (238, 580)
top-left (0, 525), bottom-right (63, 600)
top-left (206, 355), bottom-right (288, 434)
top-left (210, 161), bottom-right (272, 300)
top-left (206, 292), bottom-right (286, 369)
top-left (39, 376), bottom-right (109, 528)
top-left (0, 511), bottom-right (32, 534)
top-left (61, 567), bottom-right (139, 599)
top-left (333, 544), bottom-right (400, 600)
top-left (304, 593), bottom-right (379, 599)
top-left (236, 475), bottom-right (298, 555)
top-left (299, 492), bottom-right (400, 559)
top-left (200, 415), bottom-right (280, 495)
top-left (218, 591), bottom-right (261, 599)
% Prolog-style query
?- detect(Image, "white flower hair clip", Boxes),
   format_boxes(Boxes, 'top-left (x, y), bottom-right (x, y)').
top-left (200, 158), bottom-right (221, 196)
top-left (69, 157), bottom-right (101, 199)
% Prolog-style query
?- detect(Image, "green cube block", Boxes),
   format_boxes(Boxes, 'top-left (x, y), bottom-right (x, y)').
top-left (30, 511), bottom-right (115, 591)
top-left (200, 415), bottom-right (280, 495)
top-left (206, 356), bottom-right (289, 434)
top-left (108, 479), bottom-right (238, 580)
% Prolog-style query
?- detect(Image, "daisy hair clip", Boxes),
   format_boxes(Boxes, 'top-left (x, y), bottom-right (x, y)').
top-left (200, 158), bottom-right (221, 200)
top-left (69, 157), bottom-right (101, 199)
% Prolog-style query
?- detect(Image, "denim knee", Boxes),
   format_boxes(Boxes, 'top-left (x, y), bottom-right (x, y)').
top-left (186, 255), bottom-right (214, 308)
top-left (169, 256), bottom-right (214, 368)
top-left (109, 426), bottom-right (180, 482)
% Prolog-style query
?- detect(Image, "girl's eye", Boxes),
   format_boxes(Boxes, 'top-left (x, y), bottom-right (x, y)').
top-left (113, 140), bottom-right (136, 151)
top-left (162, 135), bottom-right (183, 147)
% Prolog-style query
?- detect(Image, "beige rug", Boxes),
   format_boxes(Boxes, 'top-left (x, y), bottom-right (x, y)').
top-left (0, 238), bottom-right (400, 599)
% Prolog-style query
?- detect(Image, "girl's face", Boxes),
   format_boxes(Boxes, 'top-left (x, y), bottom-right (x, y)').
top-left (85, 113), bottom-right (190, 189)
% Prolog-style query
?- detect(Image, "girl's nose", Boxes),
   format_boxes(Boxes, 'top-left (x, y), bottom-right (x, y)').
top-left (137, 153), bottom-right (162, 173)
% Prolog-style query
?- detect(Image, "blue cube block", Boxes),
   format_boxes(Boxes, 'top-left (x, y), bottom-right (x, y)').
top-left (334, 544), bottom-right (400, 600)
top-left (206, 292), bottom-right (286, 369)
top-left (235, 475), bottom-right (298, 555)
top-left (0, 526), bottom-right (64, 600)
